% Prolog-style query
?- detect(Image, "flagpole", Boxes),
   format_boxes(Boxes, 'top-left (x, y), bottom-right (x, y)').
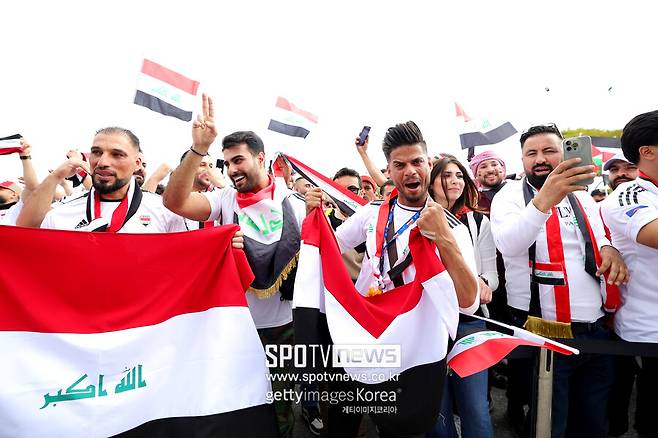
top-left (534, 349), bottom-right (554, 438)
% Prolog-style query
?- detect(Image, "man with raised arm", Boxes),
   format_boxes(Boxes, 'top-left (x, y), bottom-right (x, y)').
top-left (163, 94), bottom-right (305, 438)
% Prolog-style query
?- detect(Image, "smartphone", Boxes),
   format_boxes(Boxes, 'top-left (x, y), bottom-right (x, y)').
top-left (216, 159), bottom-right (225, 173)
top-left (562, 136), bottom-right (594, 186)
top-left (357, 126), bottom-right (371, 146)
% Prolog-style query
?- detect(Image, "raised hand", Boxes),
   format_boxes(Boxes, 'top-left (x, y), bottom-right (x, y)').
top-left (51, 157), bottom-right (91, 181)
top-left (305, 187), bottom-right (323, 215)
top-left (533, 158), bottom-right (596, 213)
top-left (417, 199), bottom-right (450, 241)
top-left (355, 135), bottom-right (369, 153)
top-left (19, 138), bottom-right (32, 158)
top-left (192, 94), bottom-right (217, 152)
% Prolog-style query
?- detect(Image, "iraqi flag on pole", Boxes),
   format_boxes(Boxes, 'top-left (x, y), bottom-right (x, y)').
top-left (447, 314), bottom-right (579, 378)
top-left (0, 134), bottom-right (23, 155)
top-left (456, 102), bottom-right (517, 149)
top-left (275, 153), bottom-right (367, 216)
top-left (268, 97), bottom-right (318, 138)
top-left (0, 225), bottom-right (277, 438)
top-left (134, 59), bottom-right (200, 122)
top-left (293, 208), bottom-right (459, 435)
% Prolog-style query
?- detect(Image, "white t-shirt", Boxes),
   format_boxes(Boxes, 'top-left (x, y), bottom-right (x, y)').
top-left (490, 180), bottom-right (609, 322)
top-left (0, 200), bottom-right (23, 226)
top-left (41, 191), bottom-right (184, 233)
top-left (203, 186), bottom-right (306, 329)
top-left (334, 199), bottom-right (480, 314)
top-left (600, 178), bottom-right (658, 342)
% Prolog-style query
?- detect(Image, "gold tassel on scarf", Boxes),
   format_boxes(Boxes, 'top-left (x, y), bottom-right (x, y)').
top-left (248, 253), bottom-right (299, 299)
top-left (523, 316), bottom-right (574, 339)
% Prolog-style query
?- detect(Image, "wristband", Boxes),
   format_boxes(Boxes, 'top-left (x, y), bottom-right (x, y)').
top-left (189, 146), bottom-right (208, 157)
top-left (19, 155), bottom-right (31, 160)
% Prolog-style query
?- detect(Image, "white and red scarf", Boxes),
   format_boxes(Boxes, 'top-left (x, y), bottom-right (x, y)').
top-left (523, 179), bottom-right (619, 322)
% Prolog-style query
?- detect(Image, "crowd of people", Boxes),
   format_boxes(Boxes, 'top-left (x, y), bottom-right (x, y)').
top-left (2, 96), bottom-right (658, 438)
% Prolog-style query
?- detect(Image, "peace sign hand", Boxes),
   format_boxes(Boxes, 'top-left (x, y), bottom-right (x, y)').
top-left (192, 93), bottom-right (217, 153)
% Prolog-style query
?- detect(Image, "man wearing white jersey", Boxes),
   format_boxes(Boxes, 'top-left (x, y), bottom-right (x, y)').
top-left (490, 123), bottom-right (628, 438)
top-left (16, 127), bottom-right (187, 234)
top-left (164, 94), bottom-right (304, 438)
top-left (600, 110), bottom-right (658, 438)
top-left (305, 121), bottom-right (479, 438)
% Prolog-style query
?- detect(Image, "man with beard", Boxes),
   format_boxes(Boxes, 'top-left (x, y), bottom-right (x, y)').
top-left (16, 127), bottom-right (186, 234)
top-left (133, 152), bottom-right (147, 187)
top-left (604, 153), bottom-right (639, 191)
top-left (305, 121), bottom-right (479, 438)
top-left (490, 124), bottom-right (629, 438)
top-left (164, 95), bottom-right (305, 438)
top-left (469, 150), bottom-right (507, 212)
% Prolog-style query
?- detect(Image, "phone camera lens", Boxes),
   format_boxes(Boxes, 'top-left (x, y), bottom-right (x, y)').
top-left (573, 142), bottom-right (578, 148)
top-left (566, 140), bottom-right (572, 146)
top-left (566, 146), bottom-right (572, 151)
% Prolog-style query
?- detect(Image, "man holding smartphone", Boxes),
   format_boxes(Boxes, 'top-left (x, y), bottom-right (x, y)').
top-left (490, 124), bottom-right (628, 437)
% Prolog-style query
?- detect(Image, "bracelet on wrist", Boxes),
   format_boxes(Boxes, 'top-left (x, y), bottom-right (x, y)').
top-left (19, 155), bottom-right (31, 160)
top-left (189, 146), bottom-right (208, 157)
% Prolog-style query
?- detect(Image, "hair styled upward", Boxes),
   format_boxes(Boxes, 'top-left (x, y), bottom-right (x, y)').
top-left (621, 110), bottom-right (658, 164)
top-left (429, 156), bottom-right (481, 215)
top-left (382, 121), bottom-right (427, 161)
top-left (222, 131), bottom-right (265, 155)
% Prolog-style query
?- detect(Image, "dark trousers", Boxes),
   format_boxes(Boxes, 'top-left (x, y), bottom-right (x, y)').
top-left (635, 356), bottom-right (658, 437)
top-left (506, 308), bottom-right (614, 438)
top-left (550, 326), bottom-right (613, 438)
top-left (607, 334), bottom-right (639, 437)
top-left (258, 323), bottom-right (295, 438)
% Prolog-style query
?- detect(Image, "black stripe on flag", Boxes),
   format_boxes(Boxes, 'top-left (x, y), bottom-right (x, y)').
top-left (591, 137), bottom-right (621, 149)
top-left (134, 90), bottom-right (193, 122)
top-left (459, 122), bottom-right (517, 149)
top-left (112, 403), bottom-right (278, 438)
top-left (268, 120), bottom-right (310, 138)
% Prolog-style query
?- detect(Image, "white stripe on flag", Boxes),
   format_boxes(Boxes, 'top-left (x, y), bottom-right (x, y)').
top-left (271, 106), bottom-right (316, 133)
top-left (136, 73), bottom-right (196, 112)
top-left (0, 307), bottom-right (270, 438)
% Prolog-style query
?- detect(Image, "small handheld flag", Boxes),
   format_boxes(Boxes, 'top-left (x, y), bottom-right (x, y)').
top-left (268, 97), bottom-right (318, 138)
top-left (134, 59), bottom-right (200, 122)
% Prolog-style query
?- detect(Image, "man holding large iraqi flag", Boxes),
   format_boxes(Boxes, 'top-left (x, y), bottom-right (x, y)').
top-left (300, 121), bottom-right (481, 437)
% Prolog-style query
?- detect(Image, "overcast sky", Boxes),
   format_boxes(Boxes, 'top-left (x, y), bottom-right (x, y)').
top-left (2, 0), bottom-right (657, 182)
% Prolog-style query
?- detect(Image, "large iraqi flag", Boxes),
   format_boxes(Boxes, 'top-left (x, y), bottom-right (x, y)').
top-left (293, 208), bottom-right (459, 435)
top-left (0, 225), bottom-right (277, 438)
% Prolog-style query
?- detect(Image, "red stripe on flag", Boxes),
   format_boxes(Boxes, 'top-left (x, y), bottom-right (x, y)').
top-left (301, 209), bottom-right (446, 338)
top-left (454, 102), bottom-right (472, 122)
top-left (141, 59), bottom-right (200, 95)
top-left (0, 225), bottom-right (253, 333)
top-left (449, 337), bottom-right (539, 377)
top-left (275, 97), bottom-right (318, 124)
top-left (0, 147), bottom-right (24, 155)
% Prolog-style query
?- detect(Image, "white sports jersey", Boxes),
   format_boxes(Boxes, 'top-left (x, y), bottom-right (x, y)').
top-left (600, 177), bottom-right (658, 342)
top-left (334, 199), bottom-right (480, 314)
top-left (0, 200), bottom-right (23, 226)
top-left (41, 189), bottom-right (184, 233)
top-left (204, 185), bottom-right (306, 329)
